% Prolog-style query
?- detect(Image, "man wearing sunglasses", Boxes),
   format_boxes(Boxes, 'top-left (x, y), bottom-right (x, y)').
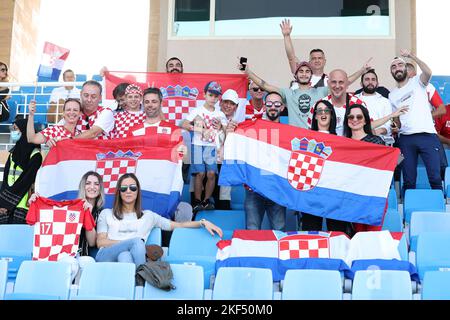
top-left (245, 81), bottom-right (266, 120)
top-left (241, 60), bottom-right (327, 130)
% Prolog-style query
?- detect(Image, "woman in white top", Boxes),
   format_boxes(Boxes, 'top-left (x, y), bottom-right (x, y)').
top-left (95, 173), bottom-right (223, 266)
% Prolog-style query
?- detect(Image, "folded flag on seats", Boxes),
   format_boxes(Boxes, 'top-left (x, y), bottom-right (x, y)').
top-left (35, 135), bottom-right (183, 219)
top-left (219, 120), bottom-right (400, 225)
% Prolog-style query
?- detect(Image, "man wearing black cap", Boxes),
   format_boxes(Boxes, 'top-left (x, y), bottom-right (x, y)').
top-left (241, 60), bottom-right (328, 129)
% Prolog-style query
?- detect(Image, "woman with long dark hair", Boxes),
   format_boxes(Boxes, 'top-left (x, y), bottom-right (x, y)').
top-left (343, 104), bottom-right (385, 145)
top-left (95, 173), bottom-right (222, 266)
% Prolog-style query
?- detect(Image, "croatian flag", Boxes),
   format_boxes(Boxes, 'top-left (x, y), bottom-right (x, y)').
top-left (219, 120), bottom-right (400, 225)
top-left (104, 71), bottom-right (248, 124)
top-left (216, 230), bottom-right (418, 281)
top-left (37, 42), bottom-right (70, 81)
top-left (35, 135), bottom-right (183, 219)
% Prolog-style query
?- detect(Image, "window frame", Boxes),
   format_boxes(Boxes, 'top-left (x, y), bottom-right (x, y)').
top-left (168, 0), bottom-right (395, 40)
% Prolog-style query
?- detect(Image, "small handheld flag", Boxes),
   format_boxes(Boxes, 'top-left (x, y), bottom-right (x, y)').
top-left (37, 42), bottom-right (70, 81)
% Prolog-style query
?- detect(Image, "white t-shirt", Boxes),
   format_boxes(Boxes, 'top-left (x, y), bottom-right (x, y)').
top-left (389, 75), bottom-right (436, 135)
top-left (356, 92), bottom-right (393, 140)
top-left (185, 105), bottom-right (227, 146)
top-left (97, 209), bottom-right (172, 244)
top-left (49, 87), bottom-right (81, 102)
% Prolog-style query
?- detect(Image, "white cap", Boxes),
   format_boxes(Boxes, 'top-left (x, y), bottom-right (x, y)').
top-left (221, 89), bottom-right (239, 105)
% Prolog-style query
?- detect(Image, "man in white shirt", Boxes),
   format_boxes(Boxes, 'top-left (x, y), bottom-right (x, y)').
top-left (49, 69), bottom-right (81, 102)
top-left (389, 50), bottom-right (443, 194)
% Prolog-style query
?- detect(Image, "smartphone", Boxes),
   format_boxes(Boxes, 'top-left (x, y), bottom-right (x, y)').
top-left (239, 57), bottom-right (248, 71)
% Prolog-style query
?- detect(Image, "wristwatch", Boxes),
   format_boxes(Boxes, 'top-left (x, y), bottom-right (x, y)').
top-left (200, 219), bottom-right (206, 228)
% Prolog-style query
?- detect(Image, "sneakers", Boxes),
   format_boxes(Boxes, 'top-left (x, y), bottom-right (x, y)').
top-left (202, 199), bottom-right (215, 210)
top-left (192, 199), bottom-right (203, 214)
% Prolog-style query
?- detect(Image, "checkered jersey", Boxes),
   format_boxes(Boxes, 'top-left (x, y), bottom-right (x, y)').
top-left (287, 152), bottom-right (324, 191)
top-left (113, 110), bottom-right (146, 138)
top-left (307, 93), bottom-right (366, 127)
top-left (245, 100), bottom-right (265, 120)
top-left (96, 158), bottom-right (138, 194)
top-left (26, 197), bottom-right (95, 261)
top-left (40, 125), bottom-right (81, 141)
top-left (77, 106), bottom-right (112, 140)
top-left (162, 99), bottom-right (197, 124)
top-left (278, 234), bottom-right (330, 259)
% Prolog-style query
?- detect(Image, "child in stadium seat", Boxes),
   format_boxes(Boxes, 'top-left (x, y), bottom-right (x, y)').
top-left (0, 117), bottom-right (42, 224)
top-left (27, 98), bottom-right (82, 148)
top-left (95, 173), bottom-right (223, 266)
top-left (302, 100), bottom-right (355, 237)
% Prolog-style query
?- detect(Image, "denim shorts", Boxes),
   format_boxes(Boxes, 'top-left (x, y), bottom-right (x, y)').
top-left (190, 145), bottom-right (218, 174)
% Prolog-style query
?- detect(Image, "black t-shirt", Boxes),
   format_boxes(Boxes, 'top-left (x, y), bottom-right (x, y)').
top-left (354, 86), bottom-right (390, 99)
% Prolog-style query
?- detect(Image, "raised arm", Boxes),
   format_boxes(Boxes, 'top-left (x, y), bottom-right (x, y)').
top-left (240, 62), bottom-right (280, 94)
top-left (280, 19), bottom-right (300, 75)
top-left (401, 49), bottom-right (432, 85)
top-left (348, 58), bottom-right (373, 85)
top-left (26, 101), bottom-right (46, 145)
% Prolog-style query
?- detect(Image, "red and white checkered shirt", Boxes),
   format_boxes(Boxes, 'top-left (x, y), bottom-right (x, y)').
top-left (26, 197), bottom-right (95, 261)
top-left (245, 100), bottom-right (265, 120)
top-left (77, 106), bottom-right (113, 140)
top-left (113, 110), bottom-right (146, 138)
top-left (40, 125), bottom-right (81, 142)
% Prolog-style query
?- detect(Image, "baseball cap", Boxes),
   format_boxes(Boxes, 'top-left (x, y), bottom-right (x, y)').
top-left (204, 81), bottom-right (222, 95)
top-left (390, 56), bottom-right (406, 68)
top-left (221, 89), bottom-right (239, 105)
top-left (295, 61), bottom-right (313, 74)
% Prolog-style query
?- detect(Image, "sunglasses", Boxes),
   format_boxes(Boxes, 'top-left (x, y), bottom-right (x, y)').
top-left (347, 114), bottom-right (364, 121)
top-left (265, 101), bottom-right (282, 108)
top-left (316, 109), bottom-right (331, 115)
top-left (119, 184), bottom-right (138, 192)
top-left (251, 87), bottom-right (263, 92)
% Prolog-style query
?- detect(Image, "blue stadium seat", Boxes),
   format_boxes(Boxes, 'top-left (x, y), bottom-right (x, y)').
top-left (403, 189), bottom-right (445, 224)
top-left (92, 74), bottom-right (103, 82)
top-left (20, 86), bottom-right (38, 94)
top-left (416, 232), bottom-right (450, 280)
top-left (280, 116), bottom-right (289, 124)
top-left (146, 227), bottom-right (162, 246)
top-left (431, 81), bottom-right (441, 93)
top-left (76, 74), bottom-right (87, 82)
top-left (401, 166), bottom-right (431, 190)
top-left (166, 228), bottom-right (222, 288)
top-left (230, 185), bottom-right (245, 210)
top-left (282, 269), bottom-right (342, 300)
top-left (212, 267), bottom-right (273, 300)
top-left (143, 264), bottom-right (204, 300)
top-left (443, 83), bottom-right (450, 104)
top-left (388, 188), bottom-right (398, 211)
top-left (5, 261), bottom-right (72, 300)
top-left (195, 210), bottom-right (245, 231)
top-left (398, 233), bottom-right (408, 262)
top-left (0, 225), bottom-right (34, 280)
top-left (75, 262), bottom-right (136, 300)
top-left (0, 260), bottom-right (7, 300)
top-left (352, 270), bottom-right (412, 300)
top-left (422, 271), bottom-right (450, 300)
top-left (445, 167), bottom-right (450, 197)
top-left (410, 211), bottom-right (450, 252)
top-left (382, 208), bottom-right (403, 232)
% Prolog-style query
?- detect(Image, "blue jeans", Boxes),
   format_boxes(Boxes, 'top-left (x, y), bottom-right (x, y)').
top-left (245, 189), bottom-right (286, 231)
top-left (399, 133), bottom-right (442, 195)
top-left (95, 237), bottom-right (146, 267)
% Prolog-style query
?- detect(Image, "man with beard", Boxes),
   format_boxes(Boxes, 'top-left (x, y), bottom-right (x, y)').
top-left (242, 60), bottom-right (327, 129)
top-left (356, 69), bottom-right (399, 145)
top-left (165, 57), bottom-right (184, 73)
top-left (389, 50), bottom-right (443, 194)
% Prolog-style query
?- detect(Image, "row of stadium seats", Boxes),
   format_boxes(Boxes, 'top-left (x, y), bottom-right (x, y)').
top-left (2, 259), bottom-right (450, 300)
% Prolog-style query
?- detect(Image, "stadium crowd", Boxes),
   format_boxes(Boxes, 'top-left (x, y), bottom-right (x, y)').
top-left (0, 19), bottom-right (448, 272)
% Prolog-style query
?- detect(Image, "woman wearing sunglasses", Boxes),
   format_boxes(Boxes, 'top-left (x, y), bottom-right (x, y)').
top-left (343, 104), bottom-right (385, 145)
top-left (95, 173), bottom-right (223, 266)
top-left (27, 98), bottom-right (82, 148)
top-left (301, 100), bottom-right (353, 236)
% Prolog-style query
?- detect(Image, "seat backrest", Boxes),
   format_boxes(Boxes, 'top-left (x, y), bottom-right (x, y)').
top-left (0, 260), bottom-right (8, 300)
top-left (403, 189), bottom-right (445, 223)
top-left (382, 208), bottom-right (403, 232)
top-left (168, 228), bottom-right (221, 258)
top-left (13, 261), bottom-right (72, 300)
top-left (388, 188), bottom-right (398, 211)
top-left (146, 227), bottom-right (162, 246)
top-left (213, 267), bottom-right (273, 300)
top-left (0, 224), bottom-right (34, 252)
top-left (422, 271), bottom-right (450, 300)
top-left (77, 262), bottom-right (136, 300)
top-left (143, 264), bottom-right (204, 300)
top-left (416, 232), bottom-right (450, 280)
top-left (195, 210), bottom-right (245, 231)
top-left (352, 270), bottom-right (412, 300)
top-left (282, 269), bottom-right (342, 300)
top-left (410, 211), bottom-right (450, 252)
